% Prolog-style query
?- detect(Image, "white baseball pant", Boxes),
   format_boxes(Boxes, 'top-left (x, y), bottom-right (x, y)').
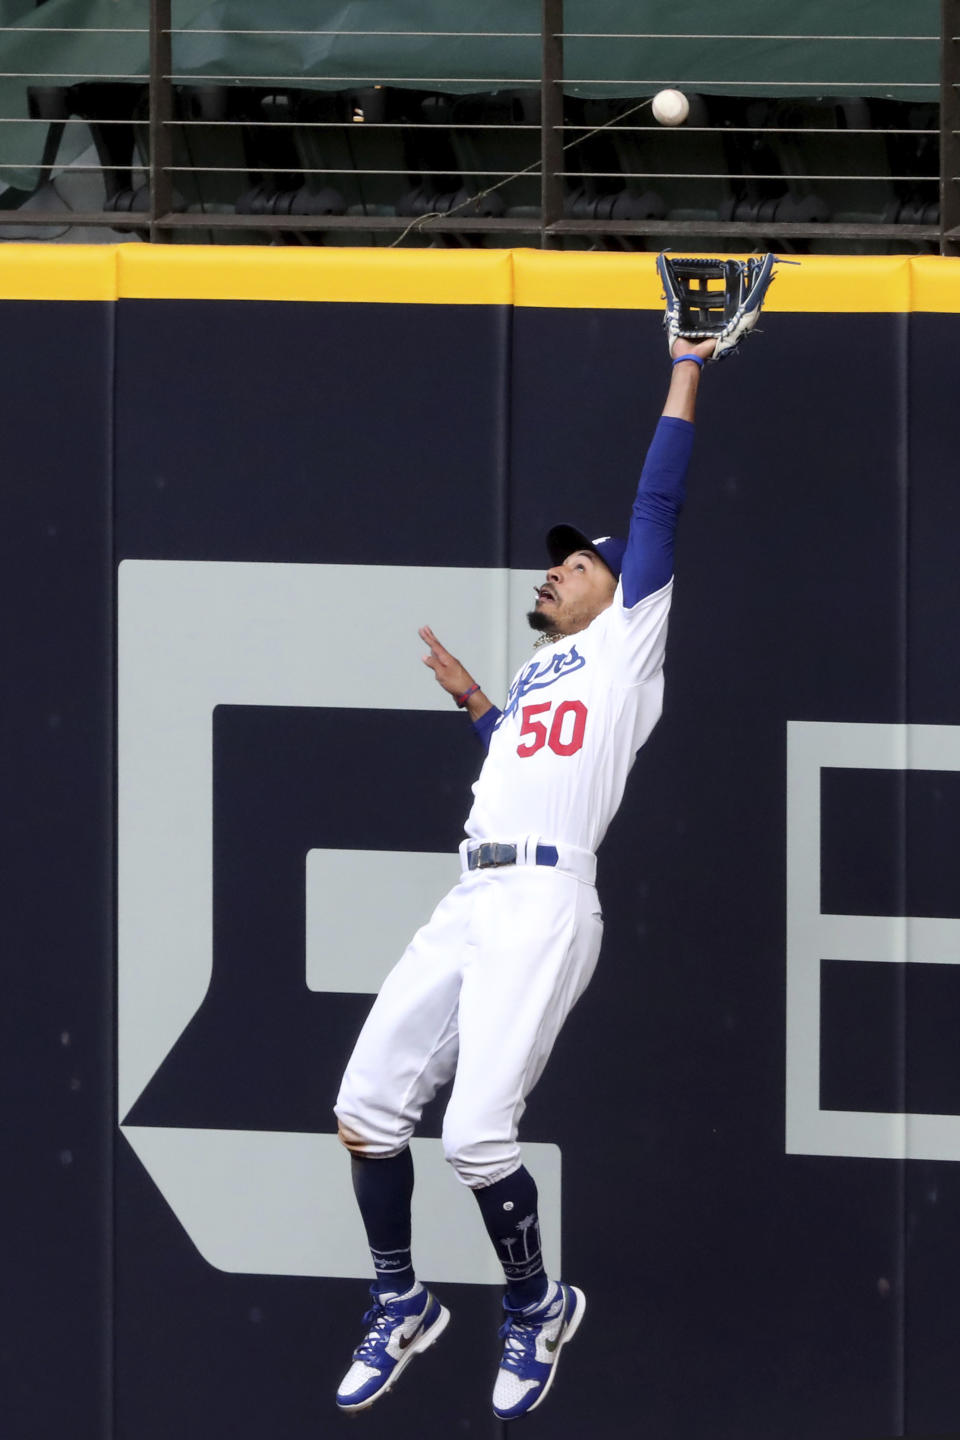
top-left (335, 850), bottom-right (602, 1188)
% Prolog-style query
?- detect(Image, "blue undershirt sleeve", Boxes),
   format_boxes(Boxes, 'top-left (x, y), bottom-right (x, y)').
top-left (471, 706), bottom-right (501, 750)
top-left (467, 419), bottom-right (692, 744)
top-left (621, 415), bottom-right (695, 608)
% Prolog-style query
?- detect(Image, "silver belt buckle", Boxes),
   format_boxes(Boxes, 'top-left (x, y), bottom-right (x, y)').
top-left (469, 841), bottom-right (518, 870)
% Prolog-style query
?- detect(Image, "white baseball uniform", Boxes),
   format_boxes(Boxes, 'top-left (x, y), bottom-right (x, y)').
top-left (336, 416), bottom-right (693, 1188)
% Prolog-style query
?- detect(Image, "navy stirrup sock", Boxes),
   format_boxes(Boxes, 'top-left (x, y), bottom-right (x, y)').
top-left (350, 1148), bottom-right (416, 1296)
top-left (473, 1166), bottom-right (549, 1310)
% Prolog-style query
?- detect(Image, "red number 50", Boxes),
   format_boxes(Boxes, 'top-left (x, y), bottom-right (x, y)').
top-left (517, 700), bottom-right (587, 758)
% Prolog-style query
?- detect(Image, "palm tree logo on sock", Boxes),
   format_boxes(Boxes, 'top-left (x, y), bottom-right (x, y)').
top-left (500, 1213), bottom-right (542, 1276)
top-left (516, 1213), bottom-right (540, 1261)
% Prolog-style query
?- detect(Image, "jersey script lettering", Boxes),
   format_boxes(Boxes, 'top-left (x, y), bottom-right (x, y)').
top-left (496, 645), bottom-right (587, 727)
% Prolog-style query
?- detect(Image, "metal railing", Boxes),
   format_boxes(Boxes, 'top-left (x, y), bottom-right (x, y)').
top-left (0, 0), bottom-right (955, 254)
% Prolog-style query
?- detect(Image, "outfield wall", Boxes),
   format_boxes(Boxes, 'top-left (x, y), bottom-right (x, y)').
top-left (2, 245), bottom-right (959, 1440)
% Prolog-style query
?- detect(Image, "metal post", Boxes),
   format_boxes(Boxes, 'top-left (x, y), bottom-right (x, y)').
top-left (149, 0), bottom-right (174, 241)
top-left (941, 0), bottom-right (960, 254)
top-left (541, 0), bottom-right (564, 247)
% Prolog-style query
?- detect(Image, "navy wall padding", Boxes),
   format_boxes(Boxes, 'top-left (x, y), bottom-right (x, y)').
top-left (3, 282), bottom-right (959, 1440)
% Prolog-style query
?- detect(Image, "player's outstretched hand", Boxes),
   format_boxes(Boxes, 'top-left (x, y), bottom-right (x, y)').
top-left (419, 625), bottom-right (475, 699)
top-left (671, 336), bottom-right (717, 363)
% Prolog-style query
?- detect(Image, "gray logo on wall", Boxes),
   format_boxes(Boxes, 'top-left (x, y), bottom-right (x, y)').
top-left (786, 720), bottom-right (960, 1163)
top-left (118, 558), bottom-right (561, 1281)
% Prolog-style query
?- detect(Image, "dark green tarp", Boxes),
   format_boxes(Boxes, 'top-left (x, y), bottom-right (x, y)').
top-left (0, 0), bottom-right (37, 23)
top-left (0, 0), bottom-right (941, 190)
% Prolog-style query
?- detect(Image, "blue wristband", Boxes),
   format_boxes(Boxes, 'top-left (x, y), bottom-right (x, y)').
top-left (672, 352), bottom-right (704, 368)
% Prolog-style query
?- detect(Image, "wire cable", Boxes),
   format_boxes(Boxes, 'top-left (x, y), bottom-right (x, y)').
top-left (390, 93), bottom-right (655, 246)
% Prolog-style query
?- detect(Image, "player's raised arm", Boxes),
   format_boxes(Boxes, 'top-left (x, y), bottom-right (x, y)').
top-left (620, 256), bottom-right (778, 608)
top-left (618, 344), bottom-right (703, 608)
top-left (418, 625), bottom-right (494, 723)
top-left (663, 336), bottom-right (716, 419)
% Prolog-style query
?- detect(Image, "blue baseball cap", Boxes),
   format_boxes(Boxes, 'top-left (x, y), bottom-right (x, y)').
top-left (546, 524), bottom-right (626, 581)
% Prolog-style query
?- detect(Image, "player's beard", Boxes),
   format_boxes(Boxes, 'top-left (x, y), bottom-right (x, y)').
top-left (527, 607), bottom-right (557, 635)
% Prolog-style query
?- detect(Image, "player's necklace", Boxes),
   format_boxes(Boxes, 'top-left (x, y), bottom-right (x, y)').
top-left (533, 632), bottom-right (561, 649)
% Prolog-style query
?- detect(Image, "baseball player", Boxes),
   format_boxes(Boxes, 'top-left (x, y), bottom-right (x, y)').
top-left (333, 272), bottom-right (765, 1420)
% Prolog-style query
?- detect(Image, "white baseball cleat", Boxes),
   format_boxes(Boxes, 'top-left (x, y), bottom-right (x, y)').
top-left (335, 1281), bottom-right (450, 1412)
top-left (492, 1281), bottom-right (586, 1420)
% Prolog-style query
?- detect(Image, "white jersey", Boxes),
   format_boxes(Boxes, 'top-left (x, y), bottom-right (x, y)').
top-left (465, 577), bottom-right (673, 854)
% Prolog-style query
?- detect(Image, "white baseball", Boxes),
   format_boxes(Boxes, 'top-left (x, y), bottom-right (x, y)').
top-left (651, 89), bottom-right (690, 126)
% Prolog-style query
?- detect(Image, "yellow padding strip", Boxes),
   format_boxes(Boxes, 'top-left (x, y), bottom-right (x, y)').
top-left (0, 242), bottom-right (959, 312)
top-left (116, 244), bottom-right (516, 305)
top-left (909, 255), bottom-right (960, 313)
top-left (511, 251), bottom-right (918, 313)
top-left (0, 243), bottom-right (118, 301)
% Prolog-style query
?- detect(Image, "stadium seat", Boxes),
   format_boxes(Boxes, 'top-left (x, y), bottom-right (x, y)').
top-left (25, 82), bottom-right (145, 209)
top-left (108, 84), bottom-right (278, 239)
top-left (765, 97), bottom-right (901, 251)
top-left (283, 86), bottom-right (435, 239)
top-left (445, 90), bottom-right (541, 223)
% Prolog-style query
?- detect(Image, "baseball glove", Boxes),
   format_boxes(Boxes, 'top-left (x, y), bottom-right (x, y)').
top-left (657, 253), bottom-right (777, 360)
